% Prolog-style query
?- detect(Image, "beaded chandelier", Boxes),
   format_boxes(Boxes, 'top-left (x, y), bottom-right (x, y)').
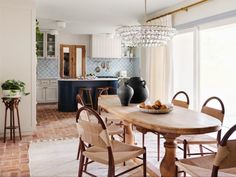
top-left (116, 0), bottom-right (176, 47)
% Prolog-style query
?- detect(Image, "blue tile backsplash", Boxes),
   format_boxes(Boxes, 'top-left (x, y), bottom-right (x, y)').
top-left (86, 58), bottom-right (140, 77)
top-left (37, 57), bottom-right (140, 79)
top-left (37, 58), bottom-right (59, 79)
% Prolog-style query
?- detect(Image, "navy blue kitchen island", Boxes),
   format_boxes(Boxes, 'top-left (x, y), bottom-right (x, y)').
top-left (58, 78), bottom-right (118, 112)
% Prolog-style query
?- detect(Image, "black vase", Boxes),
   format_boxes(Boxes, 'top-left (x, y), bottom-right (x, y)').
top-left (127, 77), bottom-right (149, 103)
top-left (117, 82), bottom-right (134, 106)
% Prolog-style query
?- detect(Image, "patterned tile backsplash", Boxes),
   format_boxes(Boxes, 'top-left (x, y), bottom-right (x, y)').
top-left (37, 58), bottom-right (59, 79)
top-left (86, 58), bottom-right (140, 77)
top-left (37, 57), bottom-right (140, 79)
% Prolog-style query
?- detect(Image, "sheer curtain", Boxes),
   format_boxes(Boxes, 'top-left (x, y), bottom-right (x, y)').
top-left (140, 15), bottom-right (173, 102)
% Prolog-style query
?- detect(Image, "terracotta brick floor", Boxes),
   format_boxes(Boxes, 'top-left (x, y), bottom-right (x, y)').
top-left (0, 104), bottom-right (77, 177)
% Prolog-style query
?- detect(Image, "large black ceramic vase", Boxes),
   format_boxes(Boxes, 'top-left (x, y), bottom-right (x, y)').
top-left (127, 77), bottom-right (149, 103)
top-left (117, 82), bottom-right (134, 106)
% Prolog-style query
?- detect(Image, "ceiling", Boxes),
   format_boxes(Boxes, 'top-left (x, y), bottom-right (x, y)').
top-left (36, 0), bottom-right (189, 35)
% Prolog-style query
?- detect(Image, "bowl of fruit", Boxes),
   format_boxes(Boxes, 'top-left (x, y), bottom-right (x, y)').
top-left (137, 100), bottom-right (173, 114)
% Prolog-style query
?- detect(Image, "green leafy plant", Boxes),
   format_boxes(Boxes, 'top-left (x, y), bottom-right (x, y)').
top-left (36, 19), bottom-right (42, 57)
top-left (1, 80), bottom-right (30, 96)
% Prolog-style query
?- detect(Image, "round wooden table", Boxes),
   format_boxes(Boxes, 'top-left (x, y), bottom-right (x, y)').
top-left (99, 95), bottom-right (221, 177)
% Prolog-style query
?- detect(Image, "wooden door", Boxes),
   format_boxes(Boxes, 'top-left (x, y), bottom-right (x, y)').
top-left (60, 44), bottom-right (86, 78)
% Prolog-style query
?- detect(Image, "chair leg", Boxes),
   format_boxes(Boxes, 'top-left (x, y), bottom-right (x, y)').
top-left (78, 153), bottom-right (85, 177)
top-left (108, 165), bottom-right (115, 177)
top-left (77, 143), bottom-right (81, 160)
top-left (84, 157), bottom-right (89, 172)
top-left (143, 147), bottom-right (147, 177)
top-left (157, 134), bottom-right (160, 161)
top-left (123, 128), bottom-right (126, 166)
top-left (183, 140), bottom-right (187, 159)
top-left (199, 144), bottom-right (204, 156)
top-left (187, 145), bottom-right (191, 157)
top-left (142, 133), bottom-right (145, 147)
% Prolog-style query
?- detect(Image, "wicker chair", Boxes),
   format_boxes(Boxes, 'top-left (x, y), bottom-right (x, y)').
top-left (176, 124), bottom-right (236, 177)
top-left (176, 96), bottom-right (225, 159)
top-left (76, 106), bottom-right (147, 177)
top-left (76, 94), bottom-right (124, 160)
top-left (97, 88), bottom-right (124, 137)
top-left (136, 91), bottom-right (190, 161)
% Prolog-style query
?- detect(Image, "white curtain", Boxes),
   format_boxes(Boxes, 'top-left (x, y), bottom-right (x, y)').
top-left (140, 15), bottom-right (173, 103)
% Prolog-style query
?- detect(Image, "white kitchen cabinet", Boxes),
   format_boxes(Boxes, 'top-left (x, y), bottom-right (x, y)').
top-left (91, 35), bottom-right (121, 58)
top-left (36, 32), bottom-right (56, 59)
top-left (45, 87), bottom-right (58, 102)
top-left (36, 86), bottom-right (45, 103)
top-left (36, 79), bottom-right (58, 103)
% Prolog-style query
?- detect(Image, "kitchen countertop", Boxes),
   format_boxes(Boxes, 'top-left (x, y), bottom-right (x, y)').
top-left (58, 78), bottom-right (118, 81)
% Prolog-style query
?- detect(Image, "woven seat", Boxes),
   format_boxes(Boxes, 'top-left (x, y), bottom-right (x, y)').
top-left (136, 91), bottom-right (189, 161)
top-left (83, 140), bottom-right (145, 165)
top-left (76, 106), bottom-right (146, 177)
top-left (176, 96), bottom-right (225, 158)
top-left (176, 134), bottom-right (217, 144)
top-left (176, 124), bottom-right (236, 177)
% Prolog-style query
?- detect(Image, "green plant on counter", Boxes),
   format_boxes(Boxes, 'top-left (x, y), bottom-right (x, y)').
top-left (1, 80), bottom-right (30, 96)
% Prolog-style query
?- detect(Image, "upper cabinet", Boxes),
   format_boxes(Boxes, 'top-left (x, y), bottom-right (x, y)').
top-left (36, 32), bottom-right (56, 58)
top-left (91, 35), bottom-right (121, 58)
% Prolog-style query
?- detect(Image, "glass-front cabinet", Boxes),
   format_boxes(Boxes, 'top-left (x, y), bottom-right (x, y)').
top-left (46, 34), bottom-right (55, 58)
top-left (36, 32), bottom-right (44, 57)
top-left (36, 32), bottom-right (56, 58)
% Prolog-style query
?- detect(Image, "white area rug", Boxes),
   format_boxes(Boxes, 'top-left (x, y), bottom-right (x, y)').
top-left (29, 132), bottom-right (212, 177)
top-left (29, 138), bottom-right (147, 177)
top-left (29, 139), bottom-right (79, 177)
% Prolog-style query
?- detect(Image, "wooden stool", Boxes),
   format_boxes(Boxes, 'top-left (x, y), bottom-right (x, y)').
top-left (78, 88), bottom-right (93, 109)
top-left (96, 87), bottom-right (109, 111)
top-left (2, 97), bottom-right (22, 143)
top-left (97, 87), bottom-right (109, 96)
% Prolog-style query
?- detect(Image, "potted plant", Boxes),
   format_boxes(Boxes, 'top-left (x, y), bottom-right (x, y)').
top-left (1, 80), bottom-right (30, 97)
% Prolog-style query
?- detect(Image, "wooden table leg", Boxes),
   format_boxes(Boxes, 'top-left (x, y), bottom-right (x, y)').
top-left (160, 133), bottom-right (179, 177)
top-left (123, 121), bottom-right (134, 144)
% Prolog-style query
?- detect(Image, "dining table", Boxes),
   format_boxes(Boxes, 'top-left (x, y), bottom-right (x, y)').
top-left (98, 95), bottom-right (222, 177)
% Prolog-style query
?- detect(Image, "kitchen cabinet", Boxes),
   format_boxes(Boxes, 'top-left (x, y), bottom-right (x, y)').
top-left (36, 32), bottom-right (56, 58)
top-left (91, 35), bottom-right (121, 58)
top-left (37, 79), bottom-right (58, 103)
top-left (58, 79), bottom-right (118, 112)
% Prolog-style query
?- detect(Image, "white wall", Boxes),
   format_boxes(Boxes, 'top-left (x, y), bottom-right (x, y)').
top-left (0, 0), bottom-right (36, 135)
top-left (174, 0), bottom-right (236, 27)
top-left (148, 0), bottom-right (236, 28)
top-left (56, 33), bottom-right (90, 57)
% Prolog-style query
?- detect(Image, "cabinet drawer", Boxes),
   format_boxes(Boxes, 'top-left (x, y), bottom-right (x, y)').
top-left (41, 80), bottom-right (50, 85)
top-left (49, 80), bottom-right (58, 86)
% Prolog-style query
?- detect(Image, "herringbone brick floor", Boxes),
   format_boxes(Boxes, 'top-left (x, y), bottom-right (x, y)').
top-left (0, 104), bottom-right (77, 177)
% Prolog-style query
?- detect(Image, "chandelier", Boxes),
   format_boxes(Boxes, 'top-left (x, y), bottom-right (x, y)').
top-left (116, 0), bottom-right (176, 47)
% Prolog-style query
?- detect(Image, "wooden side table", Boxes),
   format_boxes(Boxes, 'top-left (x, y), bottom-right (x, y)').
top-left (2, 97), bottom-right (22, 143)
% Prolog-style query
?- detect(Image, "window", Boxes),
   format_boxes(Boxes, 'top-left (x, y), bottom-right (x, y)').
top-left (172, 31), bottom-right (194, 109)
top-left (172, 21), bottom-right (236, 129)
top-left (200, 23), bottom-right (236, 128)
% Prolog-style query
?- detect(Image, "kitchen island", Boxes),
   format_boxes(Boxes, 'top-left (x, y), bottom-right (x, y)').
top-left (58, 78), bottom-right (118, 112)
